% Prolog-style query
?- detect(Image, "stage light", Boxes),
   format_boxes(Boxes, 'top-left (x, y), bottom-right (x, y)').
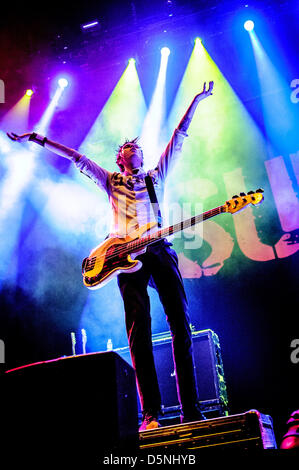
top-left (82, 20), bottom-right (99, 30)
top-left (58, 78), bottom-right (69, 88)
top-left (128, 58), bottom-right (136, 65)
top-left (161, 47), bottom-right (170, 57)
top-left (81, 20), bottom-right (100, 33)
top-left (25, 89), bottom-right (34, 97)
top-left (244, 20), bottom-right (254, 31)
top-left (195, 37), bottom-right (202, 45)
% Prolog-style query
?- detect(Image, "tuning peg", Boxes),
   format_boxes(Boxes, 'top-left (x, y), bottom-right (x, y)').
top-left (247, 190), bottom-right (254, 195)
top-left (256, 188), bottom-right (264, 193)
top-left (232, 195), bottom-right (239, 199)
top-left (240, 192), bottom-right (246, 197)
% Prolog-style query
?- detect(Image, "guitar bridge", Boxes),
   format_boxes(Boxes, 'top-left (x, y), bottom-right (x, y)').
top-left (82, 257), bottom-right (88, 273)
top-left (82, 256), bottom-right (96, 273)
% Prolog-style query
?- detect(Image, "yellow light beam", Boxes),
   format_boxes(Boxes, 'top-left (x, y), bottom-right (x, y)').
top-left (0, 93), bottom-right (32, 134)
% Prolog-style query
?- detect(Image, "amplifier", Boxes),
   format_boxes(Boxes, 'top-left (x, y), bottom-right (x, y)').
top-left (3, 351), bottom-right (139, 465)
top-left (115, 329), bottom-right (228, 421)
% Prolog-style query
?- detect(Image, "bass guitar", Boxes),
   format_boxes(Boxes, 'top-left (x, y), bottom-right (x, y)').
top-left (82, 189), bottom-right (264, 289)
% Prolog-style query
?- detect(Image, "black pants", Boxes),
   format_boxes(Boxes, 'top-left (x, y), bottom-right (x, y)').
top-left (117, 240), bottom-right (199, 416)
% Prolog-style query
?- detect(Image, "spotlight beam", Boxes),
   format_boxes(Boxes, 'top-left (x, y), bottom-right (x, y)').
top-left (78, 57), bottom-right (146, 180)
top-left (248, 29), bottom-right (298, 154)
top-left (36, 85), bottom-right (65, 134)
top-left (140, 47), bottom-right (170, 167)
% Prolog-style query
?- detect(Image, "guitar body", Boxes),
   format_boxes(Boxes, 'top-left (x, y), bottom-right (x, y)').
top-left (82, 222), bottom-right (156, 290)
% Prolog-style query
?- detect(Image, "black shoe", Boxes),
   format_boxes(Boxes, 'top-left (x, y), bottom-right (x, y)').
top-left (180, 404), bottom-right (206, 424)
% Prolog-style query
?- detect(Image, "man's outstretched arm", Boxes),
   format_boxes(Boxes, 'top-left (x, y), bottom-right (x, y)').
top-left (177, 81), bottom-right (214, 134)
top-left (6, 131), bottom-right (111, 192)
top-left (157, 81), bottom-right (214, 180)
top-left (6, 132), bottom-right (82, 161)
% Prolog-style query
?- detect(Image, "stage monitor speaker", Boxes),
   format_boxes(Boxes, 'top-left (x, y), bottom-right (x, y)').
top-left (3, 351), bottom-right (138, 465)
top-left (139, 409), bottom-right (277, 452)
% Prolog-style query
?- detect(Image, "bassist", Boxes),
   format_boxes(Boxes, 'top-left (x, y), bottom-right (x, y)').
top-left (7, 81), bottom-right (214, 431)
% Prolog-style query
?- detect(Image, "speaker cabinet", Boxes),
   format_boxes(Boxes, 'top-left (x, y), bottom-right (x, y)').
top-left (115, 329), bottom-right (228, 419)
top-left (3, 352), bottom-right (138, 464)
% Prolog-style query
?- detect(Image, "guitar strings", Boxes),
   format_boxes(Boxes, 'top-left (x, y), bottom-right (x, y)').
top-left (84, 194), bottom-right (260, 276)
top-left (84, 206), bottom-right (224, 272)
top-left (85, 206), bottom-right (223, 270)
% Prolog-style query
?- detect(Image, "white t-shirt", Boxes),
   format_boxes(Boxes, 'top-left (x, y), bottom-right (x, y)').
top-left (73, 128), bottom-right (187, 238)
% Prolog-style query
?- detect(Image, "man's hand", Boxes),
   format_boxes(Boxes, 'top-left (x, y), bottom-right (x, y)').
top-left (197, 81), bottom-right (214, 100)
top-left (7, 132), bottom-right (32, 142)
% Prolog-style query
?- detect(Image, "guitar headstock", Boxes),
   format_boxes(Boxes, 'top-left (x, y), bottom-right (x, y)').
top-left (224, 189), bottom-right (264, 214)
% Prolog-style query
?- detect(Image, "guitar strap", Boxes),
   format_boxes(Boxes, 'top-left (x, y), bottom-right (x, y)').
top-left (145, 174), bottom-right (163, 228)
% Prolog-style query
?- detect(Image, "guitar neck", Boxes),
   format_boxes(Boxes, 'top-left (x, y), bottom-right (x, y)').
top-left (128, 204), bottom-right (225, 252)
